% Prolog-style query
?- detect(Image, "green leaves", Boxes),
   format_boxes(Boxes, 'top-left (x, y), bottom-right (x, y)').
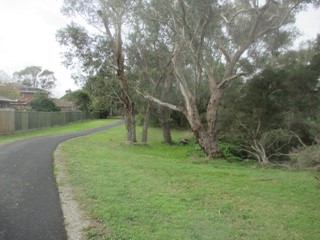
top-left (28, 92), bottom-right (61, 112)
top-left (14, 66), bottom-right (57, 91)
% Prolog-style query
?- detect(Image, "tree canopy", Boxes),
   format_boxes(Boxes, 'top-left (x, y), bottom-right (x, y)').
top-left (14, 66), bottom-right (57, 91)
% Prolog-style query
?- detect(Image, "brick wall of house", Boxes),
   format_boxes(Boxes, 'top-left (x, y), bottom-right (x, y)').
top-left (20, 92), bottom-right (35, 103)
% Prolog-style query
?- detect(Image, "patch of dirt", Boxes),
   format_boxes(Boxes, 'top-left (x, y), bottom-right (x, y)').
top-left (54, 146), bottom-right (91, 240)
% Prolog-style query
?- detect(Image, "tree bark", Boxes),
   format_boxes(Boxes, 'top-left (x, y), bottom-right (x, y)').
top-left (141, 101), bottom-right (151, 143)
top-left (158, 72), bottom-right (173, 144)
top-left (159, 106), bottom-right (173, 144)
top-left (171, 17), bottom-right (220, 157)
top-left (124, 102), bottom-right (137, 143)
top-left (99, 8), bottom-right (137, 143)
top-left (114, 20), bottom-right (137, 143)
top-left (195, 129), bottom-right (220, 157)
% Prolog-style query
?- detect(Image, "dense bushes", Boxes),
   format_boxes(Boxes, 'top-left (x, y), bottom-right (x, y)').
top-left (217, 37), bottom-right (320, 166)
top-left (291, 145), bottom-right (320, 168)
top-left (28, 92), bottom-right (61, 112)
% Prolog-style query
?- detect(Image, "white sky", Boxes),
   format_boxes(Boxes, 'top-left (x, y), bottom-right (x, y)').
top-left (0, 0), bottom-right (75, 97)
top-left (0, 0), bottom-right (319, 98)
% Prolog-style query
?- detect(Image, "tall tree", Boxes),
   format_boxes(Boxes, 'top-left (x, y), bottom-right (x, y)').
top-left (0, 70), bottom-right (12, 83)
top-left (14, 66), bottom-right (41, 87)
top-left (142, 0), bottom-right (318, 157)
top-left (128, 7), bottom-right (175, 144)
top-left (38, 70), bottom-right (57, 90)
top-left (59, 0), bottom-right (137, 142)
top-left (14, 66), bottom-right (57, 91)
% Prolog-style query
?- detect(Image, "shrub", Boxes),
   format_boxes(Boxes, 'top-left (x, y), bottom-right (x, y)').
top-left (291, 145), bottom-right (320, 168)
top-left (186, 138), bottom-right (206, 158)
top-left (219, 141), bottom-right (243, 161)
top-left (28, 92), bottom-right (61, 112)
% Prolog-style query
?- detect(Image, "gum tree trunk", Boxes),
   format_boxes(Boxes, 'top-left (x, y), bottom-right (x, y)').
top-left (141, 101), bottom-right (151, 143)
top-left (159, 107), bottom-right (173, 144)
top-left (113, 18), bottom-right (137, 143)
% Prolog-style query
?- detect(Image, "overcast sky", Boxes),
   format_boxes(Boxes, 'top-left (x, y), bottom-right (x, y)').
top-left (0, 0), bottom-right (319, 97)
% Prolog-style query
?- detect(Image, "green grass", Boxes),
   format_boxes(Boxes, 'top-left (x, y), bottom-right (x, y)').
top-left (59, 126), bottom-right (320, 240)
top-left (0, 119), bottom-right (119, 146)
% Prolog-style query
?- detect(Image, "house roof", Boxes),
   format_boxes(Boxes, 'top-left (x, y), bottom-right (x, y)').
top-left (0, 94), bottom-right (17, 102)
top-left (7, 82), bottom-right (47, 93)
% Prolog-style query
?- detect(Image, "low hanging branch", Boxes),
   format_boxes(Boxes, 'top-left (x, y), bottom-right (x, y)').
top-left (136, 89), bottom-right (185, 113)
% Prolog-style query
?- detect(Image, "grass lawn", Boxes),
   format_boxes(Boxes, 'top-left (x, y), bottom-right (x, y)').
top-left (0, 119), bottom-right (119, 146)
top-left (59, 126), bottom-right (320, 240)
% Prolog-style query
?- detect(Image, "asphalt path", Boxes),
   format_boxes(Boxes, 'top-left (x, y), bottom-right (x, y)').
top-left (0, 120), bottom-right (124, 240)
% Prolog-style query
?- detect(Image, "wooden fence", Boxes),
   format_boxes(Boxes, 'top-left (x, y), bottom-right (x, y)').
top-left (0, 109), bottom-right (99, 135)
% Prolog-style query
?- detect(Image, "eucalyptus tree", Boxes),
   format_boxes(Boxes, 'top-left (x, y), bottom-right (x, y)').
top-left (13, 66), bottom-right (41, 87)
top-left (143, 0), bottom-right (318, 157)
top-left (128, 2), bottom-right (176, 144)
top-left (58, 0), bottom-right (138, 142)
top-left (85, 69), bottom-right (123, 117)
top-left (0, 70), bottom-right (11, 83)
top-left (37, 70), bottom-right (57, 90)
top-left (13, 66), bottom-right (57, 91)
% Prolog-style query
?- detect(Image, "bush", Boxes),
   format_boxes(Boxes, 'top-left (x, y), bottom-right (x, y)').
top-left (185, 138), bottom-right (206, 158)
top-left (291, 145), bottom-right (320, 168)
top-left (219, 141), bottom-right (243, 161)
top-left (28, 92), bottom-right (61, 112)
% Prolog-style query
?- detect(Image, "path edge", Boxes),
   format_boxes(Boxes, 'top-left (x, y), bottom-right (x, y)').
top-left (54, 145), bottom-right (90, 240)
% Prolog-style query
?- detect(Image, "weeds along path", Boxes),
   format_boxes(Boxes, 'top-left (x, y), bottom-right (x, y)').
top-left (0, 120), bottom-right (124, 240)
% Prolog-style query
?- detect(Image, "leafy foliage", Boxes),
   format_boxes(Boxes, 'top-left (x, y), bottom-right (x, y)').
top-left (292, 145), bottom-right (320, 168)
top-left (28, 92), bottom-right (61, 112)
top-left (219, 37), bottom-right (320, 164)
top-left (14, 66), bottom-right (57, 91)
top-left (0, 83), bottom-right (19, 100)
top-left (63, 89), bottom-right (91, 112)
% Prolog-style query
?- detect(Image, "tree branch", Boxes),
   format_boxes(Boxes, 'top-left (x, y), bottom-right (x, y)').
top-left (217, 43), bottom-right (232, 63)
top-left (98, 10), bottom-right (115, 50)
top-left (218, 72), bottom-right (247, 89)
top-left (136, 90), bottom-right (185, 113)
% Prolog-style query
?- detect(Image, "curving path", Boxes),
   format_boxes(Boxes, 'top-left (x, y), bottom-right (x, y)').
top-left (0, 120), bottom-right (124, 240)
